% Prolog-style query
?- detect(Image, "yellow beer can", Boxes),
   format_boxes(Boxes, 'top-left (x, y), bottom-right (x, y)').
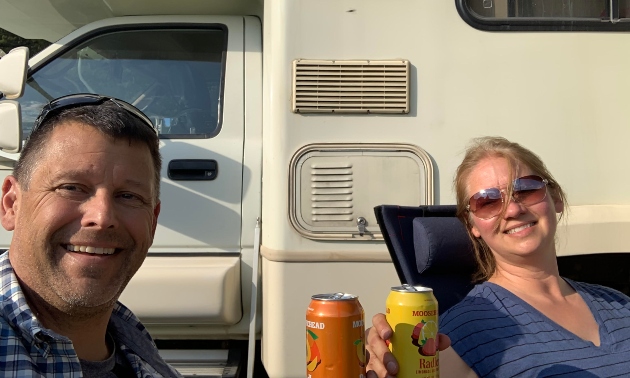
top-left (386, 284), bottom-right (439, 378)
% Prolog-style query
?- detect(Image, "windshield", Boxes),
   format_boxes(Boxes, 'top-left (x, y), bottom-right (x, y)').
top-left (19, 28), bottom-right (226, 139)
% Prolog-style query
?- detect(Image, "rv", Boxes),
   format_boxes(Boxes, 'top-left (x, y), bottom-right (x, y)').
top-left (1, 0), bottom-right (629, 377)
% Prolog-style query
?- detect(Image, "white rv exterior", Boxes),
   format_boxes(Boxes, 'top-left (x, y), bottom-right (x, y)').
top-left (1, 1), bottom-right (629, 377)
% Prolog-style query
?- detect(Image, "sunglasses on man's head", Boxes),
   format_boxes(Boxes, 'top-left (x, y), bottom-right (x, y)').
top-left (466, 175), bottom-right (549, 220)
top-left (32, 93), bottom-right (157, 135)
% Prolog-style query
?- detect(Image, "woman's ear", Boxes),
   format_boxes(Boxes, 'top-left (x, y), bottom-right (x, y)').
top-left (551, 188), bottom-right (564, 214)
top-left (470, 219), bottom-right (481, 238)
top-left (554, 196), bottom-right (564, 214)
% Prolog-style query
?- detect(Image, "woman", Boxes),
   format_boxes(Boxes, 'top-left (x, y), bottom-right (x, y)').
top-left (366, 137), bottom-right (630, 377)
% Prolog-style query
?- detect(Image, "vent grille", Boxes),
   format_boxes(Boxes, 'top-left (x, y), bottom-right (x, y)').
top-left (310, 163), bottom-right (354, 223)
top-left (293, 59), bottom-right (410, 114)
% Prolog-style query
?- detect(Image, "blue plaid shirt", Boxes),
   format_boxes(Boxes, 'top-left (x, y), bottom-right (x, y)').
top-left (0, 251), bottom-right (181, 377)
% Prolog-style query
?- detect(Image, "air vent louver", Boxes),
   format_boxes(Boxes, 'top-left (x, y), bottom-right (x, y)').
top-left (310, 163), bottom-right (354, 223)
top-left (292, 60), bottom-right (410, 114)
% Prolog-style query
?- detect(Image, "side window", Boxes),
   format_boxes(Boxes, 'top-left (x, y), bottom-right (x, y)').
top-left (466, 0), bottom-right (607, 19)
top-left (460, 0), bottom-right (630, 30)
top-left (19, 28), bottom-right (226, 139)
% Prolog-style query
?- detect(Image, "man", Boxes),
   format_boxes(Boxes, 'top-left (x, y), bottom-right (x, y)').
top-left (0, 94), bottom-right (181, 377)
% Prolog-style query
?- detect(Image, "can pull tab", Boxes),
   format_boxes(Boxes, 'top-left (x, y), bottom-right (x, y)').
top-left (402, 284), bottom-right (418, 292)
top-left (357, 217), bottom-right (367, 236)
top-left (332, 292), bottom-right (345, 299)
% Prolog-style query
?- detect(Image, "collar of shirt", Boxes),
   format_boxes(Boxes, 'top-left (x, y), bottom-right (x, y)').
top-left (0, 251), bottom-right (71, 355)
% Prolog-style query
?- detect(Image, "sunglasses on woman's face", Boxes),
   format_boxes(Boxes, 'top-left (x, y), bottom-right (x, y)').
top-left (466, 175), bottom-right (549, 220)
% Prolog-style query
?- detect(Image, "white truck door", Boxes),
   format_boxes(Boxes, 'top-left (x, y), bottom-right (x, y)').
top-left (13, 17), bottom-right (247, 325)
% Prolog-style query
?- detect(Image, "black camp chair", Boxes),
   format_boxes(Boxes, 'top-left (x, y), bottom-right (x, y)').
top-left (374, 205), bottom-right (477, 315)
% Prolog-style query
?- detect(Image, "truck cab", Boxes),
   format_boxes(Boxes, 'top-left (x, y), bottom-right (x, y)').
top-left (1, 11), bottom-right (264, 377)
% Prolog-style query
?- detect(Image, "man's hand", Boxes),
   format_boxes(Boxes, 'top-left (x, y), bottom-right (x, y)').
top-left (365, 313), bottom-right (451, 378)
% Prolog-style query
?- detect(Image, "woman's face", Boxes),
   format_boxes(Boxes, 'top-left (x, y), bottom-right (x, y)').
top-left (466, 156), bottom-right (563, 262)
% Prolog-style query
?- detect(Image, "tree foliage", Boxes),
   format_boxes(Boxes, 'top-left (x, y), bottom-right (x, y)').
top-left (0, 27), bottom-right (51, 57)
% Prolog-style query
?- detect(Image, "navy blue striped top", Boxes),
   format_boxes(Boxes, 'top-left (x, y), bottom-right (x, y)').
top-left (440, 279), bottom-right (630, 377)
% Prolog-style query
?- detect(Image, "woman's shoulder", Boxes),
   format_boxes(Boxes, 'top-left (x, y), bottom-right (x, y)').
top-left (438, 282), bottom-right (531, 376)
top-left (439, 281), bottom-right (514, 334)
top-left (440, 282), bottom-right (505, 314)
top-left (568, 277), bottom-right (622, 291)
top-left (566, 278), bottom-right (630, 311)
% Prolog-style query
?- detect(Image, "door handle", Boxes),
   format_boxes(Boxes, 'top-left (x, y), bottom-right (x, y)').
top-left (168, 159), bottom-right (218, 180)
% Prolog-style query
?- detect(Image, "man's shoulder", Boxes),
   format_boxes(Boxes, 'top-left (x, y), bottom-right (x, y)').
top-left (0, 251), bottom-right (40, 343)
top-left (110, 302), bottom-right (153, 341)
top-left (0, 250), bottom-right (13, 288)
top-left (109, 303), bottom-right (183, 377)
top-left (0, 310), bottom-right (19, 333)
top-left (0, 311), bottom-right (36, 361)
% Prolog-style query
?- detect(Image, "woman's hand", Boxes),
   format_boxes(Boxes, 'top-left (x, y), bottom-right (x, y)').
top-left (366, 313), bottom-right (451, 377)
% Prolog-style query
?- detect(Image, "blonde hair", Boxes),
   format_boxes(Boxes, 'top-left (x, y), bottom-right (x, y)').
top-left (454, 137), bottom-right (567, 282)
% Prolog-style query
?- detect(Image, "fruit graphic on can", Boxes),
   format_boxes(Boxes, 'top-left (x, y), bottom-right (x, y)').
top-left (386, 285), bottom-right (439, 378)
top-left (306, 293), bottom-right (366, 378)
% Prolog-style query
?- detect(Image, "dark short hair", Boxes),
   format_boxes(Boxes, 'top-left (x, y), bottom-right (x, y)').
top-left (14, 101), bottom-right (161, 202)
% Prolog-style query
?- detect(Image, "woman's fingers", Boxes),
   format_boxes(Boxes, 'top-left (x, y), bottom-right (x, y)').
top-left (372, 313), bottom-right (393, 340)
top-left (365, 313), bottom-right (398, 377)
top-left (437, 333), bottom-right (451, 351)
top-left (365, 314), bottom-right (451, 377)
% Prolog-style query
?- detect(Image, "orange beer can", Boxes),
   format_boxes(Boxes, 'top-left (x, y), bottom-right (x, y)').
top-left (306, 293), bottom-right (366, 378)
top-left (386, 285), bottom-right (439, 378)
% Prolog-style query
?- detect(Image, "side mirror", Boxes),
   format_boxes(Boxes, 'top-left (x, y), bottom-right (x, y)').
top-left (0, 46), bottom-right (29, 100)
top-left (0, 100), bottom-right (23, 153)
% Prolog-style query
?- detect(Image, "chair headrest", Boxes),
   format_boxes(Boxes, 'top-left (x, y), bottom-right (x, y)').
top-left (413, 217), bottom-right (477, 275)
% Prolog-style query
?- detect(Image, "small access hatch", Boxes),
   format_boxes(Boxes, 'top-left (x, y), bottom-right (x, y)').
top-left (289, 144), bottom-right (433, 240)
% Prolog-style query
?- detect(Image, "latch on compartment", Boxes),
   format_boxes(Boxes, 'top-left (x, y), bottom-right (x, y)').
top-left (357, 217), bottom-right (367, 236)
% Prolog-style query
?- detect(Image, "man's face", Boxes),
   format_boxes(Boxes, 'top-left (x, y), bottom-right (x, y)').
top-left (1, 121), bottom-right (160, 315)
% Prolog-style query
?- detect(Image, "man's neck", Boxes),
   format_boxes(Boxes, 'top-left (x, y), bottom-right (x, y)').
top-left (67, 321), bottom-right (113, 361)
top-left (20, 282), bottom-right (114, 361)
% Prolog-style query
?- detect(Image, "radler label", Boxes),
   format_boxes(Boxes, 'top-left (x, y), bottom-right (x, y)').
top-left (386, 285), bottom-right (439, 378)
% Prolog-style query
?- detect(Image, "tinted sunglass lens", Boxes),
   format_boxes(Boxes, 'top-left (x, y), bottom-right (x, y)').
top-left (475, 199), bottom-right (503, 219)
top-left (470, 189), bottom-right (503, 219)
top-left (468, 175), bottom-right (548, 219)
top-left (33, 94), bottom-right (104, 132)
top-left (514, 175), bottom-right (544, 191)
top-left (513, 176), bottom-right (547, 206)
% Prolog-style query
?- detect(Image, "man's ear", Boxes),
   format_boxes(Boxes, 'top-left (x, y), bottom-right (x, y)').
top-left (1, 176), bottom-right (21, 231)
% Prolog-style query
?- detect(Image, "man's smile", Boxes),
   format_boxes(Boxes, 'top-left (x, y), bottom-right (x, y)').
top-left (64, 244), bottom-right (117, 255)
